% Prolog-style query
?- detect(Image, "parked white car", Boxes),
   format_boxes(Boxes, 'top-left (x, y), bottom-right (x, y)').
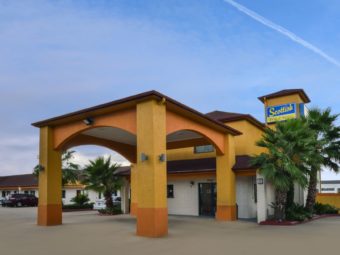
top-left (93, 196), bottom-right (121, 210)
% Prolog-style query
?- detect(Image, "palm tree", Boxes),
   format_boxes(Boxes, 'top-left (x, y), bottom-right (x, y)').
top-left (82, 156), bottom-right (122, 209)
top-left (252, 119), bottom-right (316, 221)
top-left (304, 108), bottom-right (340, 212)
top-left (33, 150), bottom-right (80, 186)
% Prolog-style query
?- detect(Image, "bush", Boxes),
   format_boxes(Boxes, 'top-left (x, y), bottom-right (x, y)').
top-left (314, 202), bottom-right (338, 215)
top-left (98, 205), bottom-right (122, 215)
top-left (286, 203), bottom-right (312, 221)
top-left (63, 203), bottom-right (93, 210)
top-left (70, 194), bottom-right (90, 206)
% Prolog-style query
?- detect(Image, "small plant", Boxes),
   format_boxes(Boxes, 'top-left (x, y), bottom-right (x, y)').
top-left (286, 203), bottom-right (312, 222)
top-left (313, 202), bottom-right (338, 215)
top-left (63, 203), bottom-right (94, 210)
top-left (71, 194), bottom-right (90, 206)
top-left (98, 205), bottom-right (122, 215)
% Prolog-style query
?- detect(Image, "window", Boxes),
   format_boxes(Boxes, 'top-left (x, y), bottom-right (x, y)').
top-left (253, 183), bottom-right (257, 203)
top-left (321, 188), bottom-right (335, 192)
top-left (167, 185), bottom-right (174, 198)
top-left (30, 191), bottom-right (36, 196)
top-left (98, 192), bottom-right (102, 199)
top-left (194, 145), bottom-right (214, 154)
top-left (1, 191), bottom-right (5, 198)
top-left (338, 188), bottom-right (340, 194)
top-left (62, 190), bottom-right (66, 199)
top-left (24, 191), bottom-right (29, 194)
top-left (76, 190), bottom-right (81, 197)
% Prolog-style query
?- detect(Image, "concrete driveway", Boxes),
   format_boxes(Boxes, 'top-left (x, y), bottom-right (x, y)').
top-left (0, 207), bottom-right (339, 255)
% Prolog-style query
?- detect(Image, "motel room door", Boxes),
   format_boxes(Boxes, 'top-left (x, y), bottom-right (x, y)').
top-left (199, 183), bottom-right (216, 217)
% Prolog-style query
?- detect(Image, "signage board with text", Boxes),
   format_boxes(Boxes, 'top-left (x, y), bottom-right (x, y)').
top-left (266, 103), bottom-right (297, 123)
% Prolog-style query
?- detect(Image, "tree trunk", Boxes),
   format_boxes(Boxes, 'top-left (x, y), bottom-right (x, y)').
top-left (275, 189), bottom-right (287, 221)
top-left (305, 167), bottom-right (318, 212)
top-left (104, 190), bottom-right (113, 209)
top-left (286, 182), bottom-right (295, 209)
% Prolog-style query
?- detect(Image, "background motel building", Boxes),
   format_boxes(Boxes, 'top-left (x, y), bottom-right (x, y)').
top-left (3, 89), bottom-right (311, 237)
top-left (0, 174), bottom-right (102, 205)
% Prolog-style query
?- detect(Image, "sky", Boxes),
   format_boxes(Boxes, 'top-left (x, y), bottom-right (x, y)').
top-left (0, 0), bottom-right (339, 180)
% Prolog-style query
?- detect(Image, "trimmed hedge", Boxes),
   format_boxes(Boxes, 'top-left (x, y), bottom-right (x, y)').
top-left (98, 206), bottom-right (122, 215)
top-left (314, 202), bottom-right (338, 215)
top-left (63, 204), bottom-right (93, 210)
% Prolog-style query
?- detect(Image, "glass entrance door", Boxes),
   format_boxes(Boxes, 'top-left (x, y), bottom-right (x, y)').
top-left (199, 183), bottom-right (216, 217)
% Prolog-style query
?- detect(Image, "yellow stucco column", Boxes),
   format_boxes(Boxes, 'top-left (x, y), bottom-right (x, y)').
top-left (130, 164), bottom-right (138, 216)
top-left (216, 134), bottom-right (236, 221)
top-left (37, 126), bottom-right (62, 226)
top-left (136, 99), bottom-right (167, 237)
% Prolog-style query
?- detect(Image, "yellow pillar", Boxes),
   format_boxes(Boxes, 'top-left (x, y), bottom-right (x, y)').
top-left (216, 134), bottom-right (236, 221)
top-left (130, 164), bottom-right (138, 216)
top-left (136, 99), bottom-right (167, 237)
top-left (37, 126), bottom-right (62, 226)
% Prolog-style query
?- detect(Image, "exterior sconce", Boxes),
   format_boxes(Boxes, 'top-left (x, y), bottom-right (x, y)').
top-left (37, 164), bottom-right (45, 172)
top-left (141, 153), bottom-right (149, 162)
top-left (257, 178), bottom-right (264, 185)
top-left (159, 154), bottom-right (166, 162)
top-left (83, 117), bottom-right (94, 126)
top-left (190, 181), bottom-right (195, 187)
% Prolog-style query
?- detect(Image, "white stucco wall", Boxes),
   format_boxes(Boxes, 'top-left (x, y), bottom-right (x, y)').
top-left (167, 179), bottom-right (205, 216)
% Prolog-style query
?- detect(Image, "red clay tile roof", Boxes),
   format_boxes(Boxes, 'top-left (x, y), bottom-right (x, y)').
top-left (0, 174), bottom-right (38, 188)
top-left (206, 111), bottom-right (265, 131)
top-left (116, 155), bottom-right (256, 176)
top-left (258, 89), bottom-right (310, 103)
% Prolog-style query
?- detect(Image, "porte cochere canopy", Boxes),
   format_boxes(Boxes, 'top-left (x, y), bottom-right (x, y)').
top-left (32, 90), bottom-right (242, 237)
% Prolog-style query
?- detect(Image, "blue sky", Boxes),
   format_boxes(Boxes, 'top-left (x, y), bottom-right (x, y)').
top-left (0, 0), bottom-right (339, 179)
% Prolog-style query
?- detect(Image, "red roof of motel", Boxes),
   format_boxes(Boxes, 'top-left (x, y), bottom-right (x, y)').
top-left (206, 111), bottom-right (265, 131)
top-left (258, 89), bottom-right (310, 103)
top-left (32, 90), bottom-right (241, 136)
top-left (0, 174), bottom-right (38, 188)
top-left (116, 155), bottom-right (256, 176)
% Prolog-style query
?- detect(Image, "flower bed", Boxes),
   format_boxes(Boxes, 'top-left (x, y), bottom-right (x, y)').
top-left (260, 214), bottom-right (340, 226)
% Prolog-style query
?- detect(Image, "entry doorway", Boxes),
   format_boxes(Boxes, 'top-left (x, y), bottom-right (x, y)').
top-left (198, 183), bottom-right (216, 217)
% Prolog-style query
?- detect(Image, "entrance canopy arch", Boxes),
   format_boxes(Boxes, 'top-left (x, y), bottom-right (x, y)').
top-left (57, 126), bottom-right (137, 163)
top-left (32, 90), bottom-right (241, 238)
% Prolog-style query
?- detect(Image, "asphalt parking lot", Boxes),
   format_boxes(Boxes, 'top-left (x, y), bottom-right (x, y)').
top-left (0, 207), bottom-right (339, 255)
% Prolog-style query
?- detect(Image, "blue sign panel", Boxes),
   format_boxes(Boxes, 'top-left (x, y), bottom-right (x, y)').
top-left (266, 103), bottom-right (297, 123)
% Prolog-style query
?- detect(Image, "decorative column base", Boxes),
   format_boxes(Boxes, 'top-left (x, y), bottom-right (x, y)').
top-left (136, 208), bottom-right (168, 237)
top-left (37, 204), bottom-right (62, 226)
top-left (216, 205), bottom-right (237, 221)
top-left (130, 203), bottom-right (138, 216)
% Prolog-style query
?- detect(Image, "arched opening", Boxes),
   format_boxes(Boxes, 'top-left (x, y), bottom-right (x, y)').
top-left (57, 144), bottom-right (132, 216)
top-left (58, 126), bottom-right (137, 163)
top-left (166, 129), bottom-right (218, 218)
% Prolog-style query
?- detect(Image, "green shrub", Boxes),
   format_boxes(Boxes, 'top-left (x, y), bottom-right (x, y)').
top-left (286, 203), bottom-right (312, 221)
top-left (314, 202), bottom-right (338, 215)
top-left (98, 205), bottom-right (122, 215)
top-left (63, 203), bottom-right (93, 210)
top-left (70, 194), bottom-right (90, 206)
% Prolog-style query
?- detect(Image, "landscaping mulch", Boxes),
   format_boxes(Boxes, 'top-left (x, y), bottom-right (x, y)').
top-left (260, 214), bottom-right (340, 226)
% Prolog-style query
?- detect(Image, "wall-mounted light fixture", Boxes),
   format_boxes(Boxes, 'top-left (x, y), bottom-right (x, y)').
top-left (190, 181), bottom-right (195, 187)
top-left (159, 154), bottom-right (166, 162)
top-left (141, 153), bottom-right (149, 162)
top-left (83, 117), bottom-right (94, 126)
